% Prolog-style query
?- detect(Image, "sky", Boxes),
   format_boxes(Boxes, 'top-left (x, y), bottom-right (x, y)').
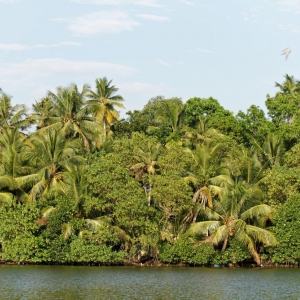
top-left (1, 0), bottom-right (300, 117)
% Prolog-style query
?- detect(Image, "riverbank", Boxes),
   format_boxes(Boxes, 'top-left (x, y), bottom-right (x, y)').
top-left (0, 259), bottom-right (299, 268)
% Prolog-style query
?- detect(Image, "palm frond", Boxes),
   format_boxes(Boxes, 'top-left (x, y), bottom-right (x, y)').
top-left (187, 220), bottom-right (221, 235)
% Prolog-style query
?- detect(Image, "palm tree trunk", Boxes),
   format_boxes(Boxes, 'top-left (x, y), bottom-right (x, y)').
top-left (147, 184), bottom-right (152, 206)
top-left (222, 234), bottom-right (229, 251)
top-left (252, 250), bottom-right (261, 265)
top-left (193, 189), bottom-right (200, 203)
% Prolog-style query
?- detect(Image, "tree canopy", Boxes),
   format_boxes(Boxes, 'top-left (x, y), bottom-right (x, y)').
top-left (0, 75), bottom-right (299, 266)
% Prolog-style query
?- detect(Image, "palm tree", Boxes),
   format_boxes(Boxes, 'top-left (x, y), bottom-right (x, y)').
top-left (0, 90), bottom-right (33, 130)
top-left (183, 116), bottom-right (223, 148)
top-left (17, 129), bottom-right (84, 201)
top-left (86, 77), bottom-right (125, 133)
top-left (275, 74), bottom-right (300, 96)
top-left (63, 163), bottom-right (88, 216)
top-left (183, 143), bottom-right (231, 224)
top-left (188, 180), bottom-right (276, 265)
top-left (131, 141), bottom-right (161, 178)
top-left (0, 175), bottom-right (16, 205)
top-left (31, 84), bottom-right (103, 152)
top-left (146, 98), bottom-right (185, 136)
top-left (0, 127), bottom-right (33, 204)
top-left (130, 136), bottom-right (161, 206)
top-left (157, 99), bottom-right (185, 132)
top-left (254, 133), bottom-right (285, 168)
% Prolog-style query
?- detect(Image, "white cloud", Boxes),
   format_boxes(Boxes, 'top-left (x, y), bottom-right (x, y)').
top-left (68, 11), bottom-right (140, 35)
top-left (278, 0), bottom-right (300, 8)
top-left (197, 47), bottom-right (214, 53)
top-left (242, 12), bottom-right (259, 22)
top-left (277, 0), bottom-right (300, 12)
top-left (134, 0), bottom-right (161, 7)
top-left (136, 14), bottom-right (169, 21)
top-left (179, 0), bottom-right (194, 5)
top-left (0, 42), bottom-right (81, 51)
top-left (70, 0), bottom-right (122, 4)
top-left (156, 59), bottom-right (171, 67)
top-left (0, 58), bottom-right (139, 89)
top-left (51, 42), bottom-right (82, 47)
top-left (69, 0), bottom-right (161, 6)
top-left (278, 23), bottom-right (299, 32)
top-left (0, 44), bottom-right (30, 51)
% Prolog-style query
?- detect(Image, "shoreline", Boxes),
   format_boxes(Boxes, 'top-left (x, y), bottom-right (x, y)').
top-left (0, 260), bottom-right (299, 268)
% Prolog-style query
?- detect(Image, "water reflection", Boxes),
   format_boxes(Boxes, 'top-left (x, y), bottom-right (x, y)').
top-left (0, 265), bottom-right (299, 300)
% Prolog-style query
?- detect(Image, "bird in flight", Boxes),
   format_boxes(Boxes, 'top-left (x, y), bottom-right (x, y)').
top-left (281, 48), bottom-right (291, 60)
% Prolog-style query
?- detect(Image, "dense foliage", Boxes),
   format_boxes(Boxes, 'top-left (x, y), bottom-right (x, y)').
top-left (1, 75), bottom-right (300, 266)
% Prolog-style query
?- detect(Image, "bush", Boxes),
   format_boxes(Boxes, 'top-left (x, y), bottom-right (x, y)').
top-left (268, 194), bottom-right (300, 265)
top-left (212, 239), bottom-right (251, 265)
top-left (68, 239), bottom-right (127, 264)
top-left (158, 237), bottom-right (215, 265)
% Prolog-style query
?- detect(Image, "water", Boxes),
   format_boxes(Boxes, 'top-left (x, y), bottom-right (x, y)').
top-left (0, 265), bottom-right (299, 300)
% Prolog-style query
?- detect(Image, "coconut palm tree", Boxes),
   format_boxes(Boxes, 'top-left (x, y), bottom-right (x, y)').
top-left (183, 116), bottom-right (223, 148)
top-left (63, 163), bottom-right (88, 216)
top-left (188, 179), bottom-right (276, 265)
top-left (17, 129), bottom-right (84, 201)
top-left (0, 127), bottom-right (33, 204)
top-left (0, 175), bottom-right (16, 205)
top-left (254, 133), bottom-right (285, 168)
top-left (182, 143), bottom-right (231, 224)
top-left (0, 90), bottom-right (33, 130)
top-left (275, 74), bottom-right (300, 96)
top-left (146, 98), bottom-right (185, 137)
top-left (31, 84), bottom-right (103, 152)
top-left (86, 77), bottom-right (125, 133)
top-left (157, 99), bottom-right (185, 132)
top-left (130, 136), bottom-right (161, 206)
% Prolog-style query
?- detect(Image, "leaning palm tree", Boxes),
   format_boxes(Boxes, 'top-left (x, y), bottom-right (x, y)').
top-left (31, 84), bottom-right (103, 152)
top-left (86, 77), bottom-right (125, 133)
top-left (187, 180), bottom-right (276, 265)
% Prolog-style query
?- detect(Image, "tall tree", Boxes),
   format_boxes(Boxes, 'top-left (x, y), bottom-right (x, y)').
top-left (188, 180), bottom-right (276, 265)
top-left (18, 129), bottom-right (84, 201)
top-left (0, 128), bottom-right (33, 204)
top-left (0, 90), bottom-right (33, 130)
top-left (275, 74), bottom-right (300, 96)
top-left (86, 77), bottom-right (125, 133)
top-left (183, 142), bottom-right (231, 224)
top-left (130, 134), bottom-right (161, 206)
top-left (31, 84), bottom-right (103, 152)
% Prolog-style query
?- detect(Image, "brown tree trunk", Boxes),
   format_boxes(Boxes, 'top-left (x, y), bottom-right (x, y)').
top-left (222, 234), bottom-right (229, 251)
top-left (252, 250), bottom-right (261, 265)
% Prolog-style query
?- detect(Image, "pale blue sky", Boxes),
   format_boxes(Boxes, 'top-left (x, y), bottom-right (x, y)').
top-left (1, 0), bottom-right (300, 116)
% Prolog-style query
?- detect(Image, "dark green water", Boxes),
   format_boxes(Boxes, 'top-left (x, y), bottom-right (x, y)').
top-left (0, 265), bottom-right (299, 300)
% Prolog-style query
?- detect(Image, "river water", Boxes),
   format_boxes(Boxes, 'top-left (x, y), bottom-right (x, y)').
top-left (0, 265), bottom-right (299, 300)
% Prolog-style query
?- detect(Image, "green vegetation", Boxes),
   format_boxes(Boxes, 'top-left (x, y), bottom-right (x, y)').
top-left (1, 75), bottom-right (300, 266)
